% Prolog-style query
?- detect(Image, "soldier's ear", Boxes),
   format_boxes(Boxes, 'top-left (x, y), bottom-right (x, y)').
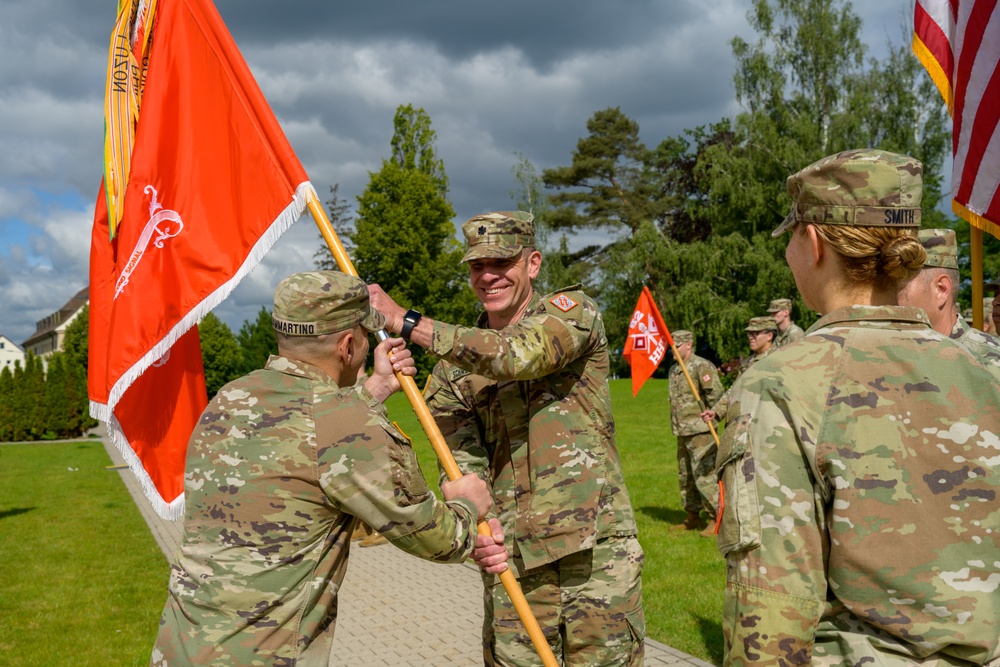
top-left (337, 330), bottom-right (355, 364)
top-left (932, 272), bottom-right (952, 308)
top-left (806, 224), bottom-right (825, 267)
top-left (526, 250), bottom-right (542, 280)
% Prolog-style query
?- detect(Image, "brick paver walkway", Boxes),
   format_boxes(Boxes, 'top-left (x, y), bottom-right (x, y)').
top-left (103, 437), bottom-right (714, 666)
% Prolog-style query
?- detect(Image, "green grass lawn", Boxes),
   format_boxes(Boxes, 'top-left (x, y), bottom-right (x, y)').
top-left (386, 377), bottom-right (726, 665)
top-left (0, 441), bottom-right (169, 667)
top-left (0, 378), bottom-right (724, 666)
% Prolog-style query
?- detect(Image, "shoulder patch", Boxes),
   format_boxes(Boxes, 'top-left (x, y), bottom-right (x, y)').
top-left (702, 373), bottom-right (712, 383)
top-left (549, 294), bottom-right (578, 312)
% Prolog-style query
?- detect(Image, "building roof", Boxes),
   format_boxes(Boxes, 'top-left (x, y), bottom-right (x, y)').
top-left (22, 285), bottom-right (89, 348)
top-left (0, 334), bottom-right (25, 353)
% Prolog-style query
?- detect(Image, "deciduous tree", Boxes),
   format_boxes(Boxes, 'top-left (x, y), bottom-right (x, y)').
top-left (198, 313), bottom-right (242, 399)
top-left (349, 105), bottom-right (478, 379)
top-left (236, 307), bottom-right (278, 376)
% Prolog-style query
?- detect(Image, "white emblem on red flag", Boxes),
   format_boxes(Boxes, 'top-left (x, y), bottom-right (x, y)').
top-left (114, 185), bottom-right (185, 299)
top-left (627, 311), bottom-right (666, 366)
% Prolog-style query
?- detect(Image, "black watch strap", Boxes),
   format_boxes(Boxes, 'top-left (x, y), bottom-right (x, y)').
top-left (401, 309), bottom-right (422, 341)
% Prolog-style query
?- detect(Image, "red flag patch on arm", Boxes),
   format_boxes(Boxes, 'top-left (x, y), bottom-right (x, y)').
top-left (549, 294), bottom-right (578, 312)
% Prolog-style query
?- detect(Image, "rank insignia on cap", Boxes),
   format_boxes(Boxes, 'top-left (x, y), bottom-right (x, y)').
top-left (478, 226), bottom-right (487, 235)
top-left (549, 294), bottom-right (578, 312)
top-left (702, 374), bottom-right (712, 383)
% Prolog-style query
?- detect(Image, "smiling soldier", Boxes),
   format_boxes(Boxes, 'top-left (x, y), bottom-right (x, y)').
top-left (369, 211), bottom-right (645, 666)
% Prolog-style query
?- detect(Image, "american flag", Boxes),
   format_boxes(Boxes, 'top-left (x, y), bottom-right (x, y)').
top-left (914, 0), bottom-right (1000, 236)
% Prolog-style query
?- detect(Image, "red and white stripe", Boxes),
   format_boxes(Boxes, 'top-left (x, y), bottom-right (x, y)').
top-left (915, 0), bottom-right (1000, 235)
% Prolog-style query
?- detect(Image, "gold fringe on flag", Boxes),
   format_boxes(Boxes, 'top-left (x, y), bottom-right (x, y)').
top-left (911, 34), bottom-right (954, 116)
top-left (953, 200), bottom-right (1000, 241)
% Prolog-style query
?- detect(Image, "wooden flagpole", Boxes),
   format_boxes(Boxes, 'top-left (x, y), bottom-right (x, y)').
top-left (306, 192), bottom-right (559, 667)
top-left (971, 227), bottom-right (984, 330)
top-left (668, 340), bottom-right (720, 447)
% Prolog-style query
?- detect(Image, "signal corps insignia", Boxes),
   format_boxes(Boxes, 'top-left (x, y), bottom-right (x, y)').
top-left (549, 294), bottom-right (578, 312)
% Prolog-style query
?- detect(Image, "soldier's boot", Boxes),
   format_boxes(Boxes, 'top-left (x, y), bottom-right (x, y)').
top-left (700, 510), bottom-right (719, 537)
top-left (359, 531), bottom-right (389, 547)
top-left (351, 521), bottom-right (372, 542)
top-left (670, 510), bottom-right (705, 531)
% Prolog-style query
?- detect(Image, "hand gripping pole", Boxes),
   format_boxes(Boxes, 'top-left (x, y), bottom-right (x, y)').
top-left (669, 341), bottom-right (720, 448)
top-left (306, 191), bottom-right (559, 667)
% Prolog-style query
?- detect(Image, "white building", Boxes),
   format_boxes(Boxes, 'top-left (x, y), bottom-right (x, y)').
top-left (0, 334), bottom-right (25, 371)
top-left (21, 286), bottom-right (89, 359)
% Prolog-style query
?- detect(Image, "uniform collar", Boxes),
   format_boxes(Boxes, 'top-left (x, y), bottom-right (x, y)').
top-left (264, 355), bottom-right (339, 387)
top-left (805, 304), bottom-right (931, 334)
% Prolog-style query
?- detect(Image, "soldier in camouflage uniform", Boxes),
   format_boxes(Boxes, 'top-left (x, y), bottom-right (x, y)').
top-left (766, 298), bottom-right (804, 347)
top-left (898, 228), bottom-right (1000, 378)
top-left (716, 149), bottom-right (1000, 666)
top-left (151, 271), bottom-right (499, 667)
top-left (699, 316), bottom-right (777, 424)
top-left (985, 292), bottom-right (998, 334)
top-left (977, 289), bottom-right (997, 333)
top-left (369, 211), bottom-right (644, 666)
top-left (666, 330), bottom-right (722, 535)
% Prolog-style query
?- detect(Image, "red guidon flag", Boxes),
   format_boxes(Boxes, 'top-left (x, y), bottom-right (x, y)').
top-left (623, 286), bottom-right (672, 397)
top-left (913, 0), bottom-right (1000, 235)
top-left (89, 0), bottom-right (312, 519)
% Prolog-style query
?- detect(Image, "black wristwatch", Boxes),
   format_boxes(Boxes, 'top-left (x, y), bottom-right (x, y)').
top-left (401, 309), bottom-right (422, 341)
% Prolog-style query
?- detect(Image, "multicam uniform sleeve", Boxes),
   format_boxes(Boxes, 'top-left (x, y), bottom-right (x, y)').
top-left (711, 385), bottom-right (732, 422)
top-left (716, 366), bottom-right (827, 666)
top-left (424, 361), bottom-right (491, 485)
top-left (316, 386), bottom-right (477, 563)
top-left (428, 295), bottom-right (598, 380)
top-left (698, 358), bottom-right (724, 409)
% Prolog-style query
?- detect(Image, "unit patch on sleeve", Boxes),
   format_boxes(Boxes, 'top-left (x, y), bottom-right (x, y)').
top-left (703, 374), bottom-right (712, 383)
top-left (549, 294), bottom-right (578, 312)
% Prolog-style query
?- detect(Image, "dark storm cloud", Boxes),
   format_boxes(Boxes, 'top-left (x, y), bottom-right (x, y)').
top-left (215, 0), bottom-right (698, 70)
top-left (0, 0), bottom-right (917, 343)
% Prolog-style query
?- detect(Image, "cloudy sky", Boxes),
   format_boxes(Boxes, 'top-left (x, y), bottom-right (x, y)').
top-left (0, 0), bottom-right (918, 345)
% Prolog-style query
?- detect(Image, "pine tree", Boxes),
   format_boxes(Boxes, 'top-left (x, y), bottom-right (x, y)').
top-left (22, 354), bottom-right (47, 440)
top-left (0, 365), bottom-right (13, 442)
top-left (62, 305), bottom-right (97, 430)
top-left (43, 353), bottom-right (69, 439)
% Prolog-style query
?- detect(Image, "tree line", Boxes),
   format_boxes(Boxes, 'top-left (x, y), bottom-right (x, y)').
top-left (312, 0), bottom-right (963, 380)
top-left (197, 307), bottom-right (279, 398)
top-left (0, 307), bottom-right (94, 442)
top-left (0, 304), bottom-right (281, 443)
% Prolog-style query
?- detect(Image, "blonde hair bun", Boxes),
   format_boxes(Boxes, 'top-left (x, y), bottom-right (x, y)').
top-left (880, 234), bottom-right (927, 282)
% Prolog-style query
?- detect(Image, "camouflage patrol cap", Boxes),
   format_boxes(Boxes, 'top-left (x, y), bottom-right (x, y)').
top-left (772, 149), bottom-right (922, 237)
top-left (461, 211), bottom-right (535, 263)
top-left (272, 271), bottom-right (385, 336)
top-left (766, 298), bottom-right (792, 313)
top-left (918, 229), bottom-right (959, 270)
top-left (673, 330), bottom-right (694, 344)
top-left (746, 316), bottom-right (777, 332)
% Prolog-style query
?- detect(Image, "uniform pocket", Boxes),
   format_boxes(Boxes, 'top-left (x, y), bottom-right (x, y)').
top-left (715, 411), bottom-right (761, 556)
top-left (382, 421), bottom-right (432, 506)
